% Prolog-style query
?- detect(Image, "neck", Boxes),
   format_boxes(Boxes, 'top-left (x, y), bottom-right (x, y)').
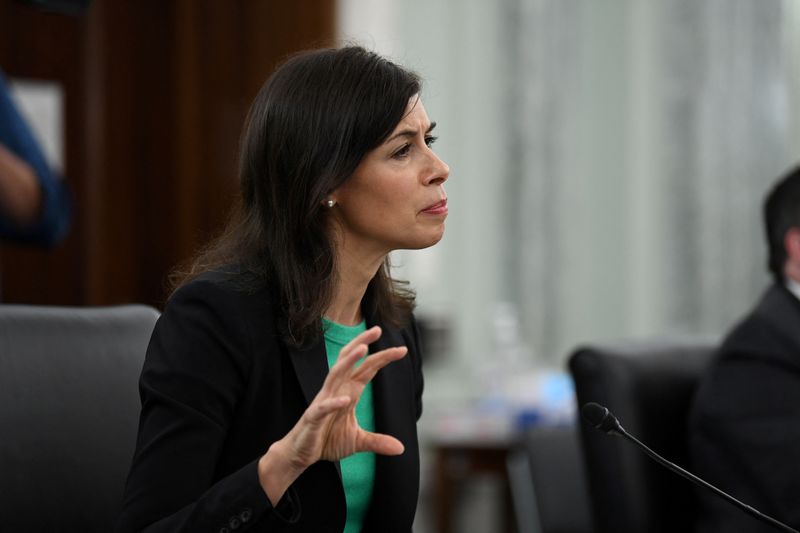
top-left (325, 232), bottom-right (387, 326)
top-left (785, 277), bottom-right (800, 303)
top-left (785, 261), bottom-right (800, 285)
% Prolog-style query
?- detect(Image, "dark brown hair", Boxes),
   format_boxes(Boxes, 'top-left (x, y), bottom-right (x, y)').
top-left (764, 165), bottom-right (800, 283)
top-left (171, 46), bottom-right (421, 346)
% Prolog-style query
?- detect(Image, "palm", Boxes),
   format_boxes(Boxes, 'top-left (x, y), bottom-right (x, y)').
top-left (285, 326), bottom-right (407, 469)
top-left (318, 399), bottom-right (364, 460)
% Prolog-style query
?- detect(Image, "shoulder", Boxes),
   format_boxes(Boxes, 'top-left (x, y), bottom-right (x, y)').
top-left (154, 269), bottom-right (280, 368)
top-left (169, 268), bottom-right (276, 319)
top-left (365, 310), bottom-right (423, 375)
top-left (397, 312), bottom-right (418, 340)
top-left (692, 287), bottom-right (800, 422)
top-left (395, 313), bottom-right (422, 356)
top-left (719, 290), bottom-right (800, 367)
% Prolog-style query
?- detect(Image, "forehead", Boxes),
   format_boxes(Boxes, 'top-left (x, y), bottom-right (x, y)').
top-left (392, 97), bottom-right (430, 130)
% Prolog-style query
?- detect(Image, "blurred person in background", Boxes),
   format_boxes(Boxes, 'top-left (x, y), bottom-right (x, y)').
top-left (0, 70), bottom-right (71, 247)
top-left (689, 165), bottom-right (800, 533)
top-left (117, 46), bottom-right (449, 533)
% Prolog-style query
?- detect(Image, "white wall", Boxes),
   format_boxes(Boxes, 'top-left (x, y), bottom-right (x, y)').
top-left (789, 0), bottom-right (800, 152)
top-left (338, 0), bottom-right (800, 406)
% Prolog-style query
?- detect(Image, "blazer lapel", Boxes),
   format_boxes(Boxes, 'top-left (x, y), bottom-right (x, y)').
top-left (288, 335), bottom-right (328, 408)
top-left (287, 334), bottom-right (345, 479)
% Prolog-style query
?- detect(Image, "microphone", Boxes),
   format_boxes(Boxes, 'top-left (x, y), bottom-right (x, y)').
top-left (581, 402), bottom-right (799, 533)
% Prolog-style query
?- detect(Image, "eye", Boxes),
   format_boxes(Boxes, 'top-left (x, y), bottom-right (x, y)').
top-left (425, 135), bottom-right (438, 148)
top-left (392, 143), bottom-right (412, 159)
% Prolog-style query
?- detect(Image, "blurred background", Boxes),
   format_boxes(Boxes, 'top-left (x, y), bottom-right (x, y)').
top-left (1, 0), bottom-right (799, 531)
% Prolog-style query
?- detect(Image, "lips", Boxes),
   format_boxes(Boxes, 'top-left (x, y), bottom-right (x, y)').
top-left (421, 199), bottom-right (448, 215)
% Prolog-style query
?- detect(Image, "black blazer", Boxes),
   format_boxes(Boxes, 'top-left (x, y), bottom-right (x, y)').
top-left (116, 271), bottom-right (424, 533)
top-left (688, 283), bottom-right (800, 532)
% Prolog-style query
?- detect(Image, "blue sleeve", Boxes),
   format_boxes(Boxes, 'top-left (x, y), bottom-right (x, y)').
top-left (0, 70), bottom-right (72, 247)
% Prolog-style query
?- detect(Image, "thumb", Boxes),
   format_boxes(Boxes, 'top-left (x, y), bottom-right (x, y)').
top-left (358, 431), bottom-right (405, 456)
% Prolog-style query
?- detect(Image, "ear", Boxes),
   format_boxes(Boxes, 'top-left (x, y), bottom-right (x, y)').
top-left (784, 227), bottom-right (800, 264)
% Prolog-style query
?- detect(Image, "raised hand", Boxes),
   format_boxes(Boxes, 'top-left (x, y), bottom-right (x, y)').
top-left (258, 326), bottom-right (407, 504)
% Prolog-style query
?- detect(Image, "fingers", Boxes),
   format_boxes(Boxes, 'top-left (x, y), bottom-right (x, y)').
top-left (358, 430), bottom-right (405, 456)
top-left (305, 395), bottom-right (351, 424)
top-left (325, 343), bottom-right (367, 386)
top-left (325, 344), bottom-right (407, 396)
top-left (323, 325), bottom-right (383, 388)
top-left (309, 345), bottom-right (406, 427)
top-left (325, 326), bottom-right (380, 381)
top-left (338, 326), bottom-right (382, 364)
top-left (320, 326), bottom-right (408, 401)
top-left (351, 345), bottom-right (407, 384)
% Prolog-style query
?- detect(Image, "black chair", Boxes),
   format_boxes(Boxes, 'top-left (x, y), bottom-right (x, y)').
top-left (568, 338), bottom-right (716, 533)
top-left (0, 304), bottom-right (159, 532)
top-left (507, 425), bottom-right (594, 533)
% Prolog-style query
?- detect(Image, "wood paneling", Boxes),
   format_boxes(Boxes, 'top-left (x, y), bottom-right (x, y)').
top-left (0, 0), bottom-right (335, 308)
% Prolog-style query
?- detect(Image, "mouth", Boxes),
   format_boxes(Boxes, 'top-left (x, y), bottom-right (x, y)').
top-left (421, 198), bottom-right (448, 215)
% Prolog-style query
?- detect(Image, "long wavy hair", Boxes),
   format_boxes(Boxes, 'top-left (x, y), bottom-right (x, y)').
top-left (171, 46), bottom-right (421, 347)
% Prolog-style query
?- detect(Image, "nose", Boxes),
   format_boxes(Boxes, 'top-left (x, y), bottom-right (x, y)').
top-left (424, 151), bottom-right (450, 186)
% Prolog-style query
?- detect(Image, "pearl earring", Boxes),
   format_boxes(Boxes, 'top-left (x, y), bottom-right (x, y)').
top-left (326, 199), bottom-right (336, 208)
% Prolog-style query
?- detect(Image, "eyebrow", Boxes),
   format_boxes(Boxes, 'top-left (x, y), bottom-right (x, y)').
top-left (385, 121), bottom-right (437, 144)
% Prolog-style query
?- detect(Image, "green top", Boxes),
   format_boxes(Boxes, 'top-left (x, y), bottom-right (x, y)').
top-left (322, 317), bottom-right (375, 533)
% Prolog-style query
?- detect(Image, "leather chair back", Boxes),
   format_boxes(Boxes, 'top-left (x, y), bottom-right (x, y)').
top-left (0, 304), bottom-right (158, 532)
top-left (568, 338), bottom-right (715, 533)
top-left (508, 425), bottom-right (594, 533)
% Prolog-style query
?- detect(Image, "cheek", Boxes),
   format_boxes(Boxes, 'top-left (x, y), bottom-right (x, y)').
top-left (339, 192), bottom-right (417, 240)
top-left (351, 178), bottom-right (412, 216)
top-left (336, 168), bottom-right (423, 235)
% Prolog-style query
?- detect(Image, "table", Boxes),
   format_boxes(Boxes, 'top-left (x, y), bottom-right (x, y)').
top-left (430, 433), bottom-right (519, 533)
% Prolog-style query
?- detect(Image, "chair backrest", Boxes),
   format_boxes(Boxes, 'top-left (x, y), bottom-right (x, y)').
top-left (568, 338), bottom-right (716, 533)
top-left (0, 304), bottom-right (159, 532)
top-left (507, 425), bottom-right (594, 533)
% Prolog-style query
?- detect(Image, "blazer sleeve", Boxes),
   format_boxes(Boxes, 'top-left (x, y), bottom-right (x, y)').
top-left (116, 278), bottom-right (300, 533)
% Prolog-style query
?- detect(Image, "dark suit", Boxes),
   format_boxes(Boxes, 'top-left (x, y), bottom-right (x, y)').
top-left (688, 283), bottom-right (800, 532)
top-left (116, 271), bottom-right (424, 533)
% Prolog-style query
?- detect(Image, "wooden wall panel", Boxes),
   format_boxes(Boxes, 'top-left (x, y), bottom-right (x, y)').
top-left (0, 0), bottom-right (335, 308)
top-left (89, 1), bottom-right (179, 305)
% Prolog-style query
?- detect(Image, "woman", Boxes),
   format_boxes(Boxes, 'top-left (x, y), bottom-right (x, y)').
top-left (116, 46), bottom-right (449, 533)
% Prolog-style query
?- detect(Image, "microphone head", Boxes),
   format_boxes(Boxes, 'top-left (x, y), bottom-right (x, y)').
top-left (582, 402), bottom-right (623, 434)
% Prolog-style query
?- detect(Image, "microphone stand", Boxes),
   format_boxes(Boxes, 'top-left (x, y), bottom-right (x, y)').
top-left (582, 402), bottom-right (799, 533)
top-left (611, 425), bottom-right (799, 533)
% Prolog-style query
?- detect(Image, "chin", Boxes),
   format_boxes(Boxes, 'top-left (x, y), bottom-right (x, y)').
top-left (406, 227), bottom-right (445, 250)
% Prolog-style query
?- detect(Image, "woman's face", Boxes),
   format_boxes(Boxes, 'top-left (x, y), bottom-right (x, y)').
top-left (331, 97), bottom-right (450, 257)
